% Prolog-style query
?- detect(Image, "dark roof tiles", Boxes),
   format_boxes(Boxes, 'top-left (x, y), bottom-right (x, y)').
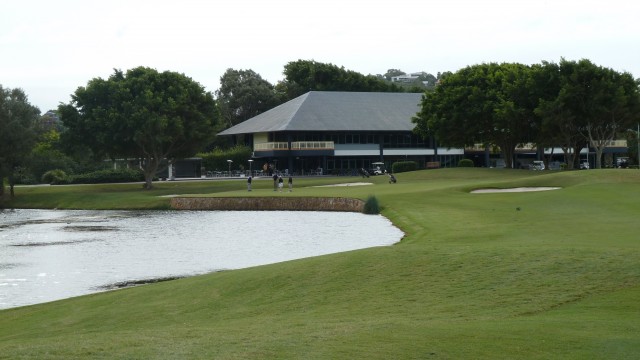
top-left (218, 91), bottom-right (422, 135)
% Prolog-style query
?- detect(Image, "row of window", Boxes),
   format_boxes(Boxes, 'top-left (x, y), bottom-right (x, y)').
top-left (272, 132), bottom-right (428, 147)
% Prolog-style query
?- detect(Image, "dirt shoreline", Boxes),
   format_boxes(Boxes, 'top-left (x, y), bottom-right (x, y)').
top-left (170, 197), bottom-right (365, 212)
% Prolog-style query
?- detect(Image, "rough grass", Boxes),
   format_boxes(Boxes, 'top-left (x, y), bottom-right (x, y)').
top-left (1, 169), bottom-right (639, 359)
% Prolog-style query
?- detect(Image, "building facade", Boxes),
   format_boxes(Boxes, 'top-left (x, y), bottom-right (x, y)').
top-left (218, 91), bottom-right (464, 175)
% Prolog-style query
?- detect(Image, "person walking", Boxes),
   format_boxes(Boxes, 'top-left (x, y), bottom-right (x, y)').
top-left (273, 173), bottom-right (278, 191)
top-left (288, 175), bottom-right (293, 192)
top-left (247, 175), bottom-right (252, 191)
top-left (278, 176), bottom-right (284, 192)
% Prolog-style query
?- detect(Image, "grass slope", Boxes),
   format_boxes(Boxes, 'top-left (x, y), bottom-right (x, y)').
top-left (1, 169), bottom-right (639, 359)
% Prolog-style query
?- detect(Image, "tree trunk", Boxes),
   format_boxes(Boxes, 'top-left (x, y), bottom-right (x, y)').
top-left (585, 123), bottom-right (618, 169)
top-left (572, 145), bottom-right (584, 169)
top-left (500, 142), bottom-right (516, 169)
top-left (8, 175), bottom-right (15, 198)
top-left (561, 148), bottom-right (569, 168)
top-left (543, 146), bottom-right (555, 170)
top-left (595, 147), bottom-right (604, 169)
top-left (589, 138), bottom-right (613, 169)
top-left (142, 157), bottom-right (161, 190)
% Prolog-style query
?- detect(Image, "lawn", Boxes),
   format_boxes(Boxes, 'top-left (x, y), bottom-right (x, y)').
top-left (1, 169), bottom-right (639, 359)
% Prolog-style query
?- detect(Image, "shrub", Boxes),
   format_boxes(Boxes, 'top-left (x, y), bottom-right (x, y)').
top-left (391, 161), bottom-right (417, 173)
top-left (65, 168), bottom-right (146, 184)
top-left (42, 169), bottom-right (68, 184)
top-left (198, 145), bottom-right (253, 172)
top-left (30, 148), bottom-right (79, 182)
top-left (11, 167), bottom-right (37, 185)
top-left (363, 195), bottom-right (380, 215)
top-left (458, 159), bottom-right (474, 167)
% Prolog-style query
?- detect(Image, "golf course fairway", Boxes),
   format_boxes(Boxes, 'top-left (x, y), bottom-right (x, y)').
top-left (0, 168), bottom-right (638, 359)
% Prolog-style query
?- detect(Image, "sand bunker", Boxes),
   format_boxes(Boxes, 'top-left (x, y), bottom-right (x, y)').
top-left (312, 182), bottom-right (373, 188)
top-left (471, 187), bottom-right (560, 194)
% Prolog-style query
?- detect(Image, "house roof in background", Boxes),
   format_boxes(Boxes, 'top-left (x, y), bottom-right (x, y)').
top-left (217, 91), bottom-right (423, 135)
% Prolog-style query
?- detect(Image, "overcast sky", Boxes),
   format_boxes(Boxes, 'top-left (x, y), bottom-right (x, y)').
top-left (2, 0), bottom-right (639, 113)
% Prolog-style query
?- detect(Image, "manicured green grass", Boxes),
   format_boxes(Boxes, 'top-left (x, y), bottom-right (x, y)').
top-left (1, 169), bottom-right (639, 359)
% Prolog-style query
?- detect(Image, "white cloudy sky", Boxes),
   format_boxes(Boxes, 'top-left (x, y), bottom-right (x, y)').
top-left (1, 0), bottom-right (639, 113)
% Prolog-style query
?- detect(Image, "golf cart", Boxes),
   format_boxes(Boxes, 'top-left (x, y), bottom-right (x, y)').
top-left (370, 162), bottom-right (386, 175)
top-left (530, 160), bottom-right (545, 170)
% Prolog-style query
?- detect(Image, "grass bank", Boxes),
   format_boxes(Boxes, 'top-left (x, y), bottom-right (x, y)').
top-left (1, 169), bottom-right (639, 359)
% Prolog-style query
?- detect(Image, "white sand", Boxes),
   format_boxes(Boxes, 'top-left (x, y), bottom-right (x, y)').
top-left (312, 182), bottom-right (374, 188)
top-left (471, 187), bottom-right (561, 194)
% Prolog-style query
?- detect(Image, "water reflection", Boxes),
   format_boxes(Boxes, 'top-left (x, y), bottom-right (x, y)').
top-left (0, 209), bottom-right (403, 309)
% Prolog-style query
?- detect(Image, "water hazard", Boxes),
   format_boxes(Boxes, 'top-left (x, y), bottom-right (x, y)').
top-left (0, 209), bottom-right (403, 309)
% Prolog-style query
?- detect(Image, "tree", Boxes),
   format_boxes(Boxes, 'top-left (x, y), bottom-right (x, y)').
top-left (533, 61), bottom-right (587, 169)
top-left (59, 67), bottom-right (219, 189)
top-left (413, 63), bottom-right (537, 168)
top-left (537, 59), bottom-right (640, 169)
top-left (280, 60), bottom-right (406, 99)
top-left (490, 63), bottom-right (540, 167)
top-left (568, 61), bottom-right (640, 169)
top-left (30, 129), bottom-right (81, 181)
top-left (215, 68), bottom-right (283, 129)
top-left (0, 86), bottom-right (40, 198)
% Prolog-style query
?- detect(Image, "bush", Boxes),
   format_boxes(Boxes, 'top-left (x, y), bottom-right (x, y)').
top-left (30, 148), bottom-right (79, 182)
top-left (66, 168), bottom-right (146, 184)
top-left (363, 195), bottom-right (380, 215)
top-left (391, 161), bottom-right (417, 173)
top-left (458, 159), bottom-right (474, 167)
top-left (11, 167), bottom-right (37, 185)
top-left (198, 145), bottom-right (253, 172)
top-left (42, 169), bottom-right (69, 184)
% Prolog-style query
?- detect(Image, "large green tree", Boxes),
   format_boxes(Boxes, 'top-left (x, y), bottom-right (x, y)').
top-left (59, 67), bottom-right (218, 189)
top-left (215, 68), bottom-right (283, 128)
top-left (536, 59), bottom-right (640, 169)
top-left (534, 61), bottom-right (588, 169)
top-left (563, 60), bottom-right (640, 169)
top-left (280, 60), bottom-right (406, 99)
top-left (0, 86), bottom-right (41, 198)
top-left (413, 63), bottom-right (537, 168)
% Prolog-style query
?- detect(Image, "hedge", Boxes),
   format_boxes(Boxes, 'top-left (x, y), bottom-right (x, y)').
top-left (60, 169), bottom-right (146, 185)
top-left (198, 145), bottom-right (253, 172)
top-left (391, 161), bottom-right (418, 173)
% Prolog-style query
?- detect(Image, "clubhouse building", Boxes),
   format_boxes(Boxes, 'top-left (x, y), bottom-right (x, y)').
top-left (218, 91), bottom-right (464, 175)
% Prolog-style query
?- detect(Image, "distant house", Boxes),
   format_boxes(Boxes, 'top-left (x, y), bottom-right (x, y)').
top-left (218, 91), bottom-right (464, 175)
top-left (390, 72), bottom-right (425, 83)
top-left (41, 110), bottom-right (63, 131)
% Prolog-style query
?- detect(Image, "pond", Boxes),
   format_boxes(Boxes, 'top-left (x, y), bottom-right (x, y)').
top-left (0, 209), bottom-right (403, 309)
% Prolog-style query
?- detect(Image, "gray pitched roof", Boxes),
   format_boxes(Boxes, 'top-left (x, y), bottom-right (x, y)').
top-left (217, 91), bottom-right (423, 135)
